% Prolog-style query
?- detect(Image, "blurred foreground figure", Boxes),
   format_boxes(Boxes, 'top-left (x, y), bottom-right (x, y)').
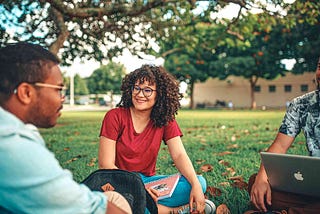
top-left (0, 42), bottom-right (131, 214)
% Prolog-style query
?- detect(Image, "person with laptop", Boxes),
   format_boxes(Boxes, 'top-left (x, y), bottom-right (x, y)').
top-left (247, 57), bottom-right (320, 214)
top-left (0, 42), bottom-right (131, 214)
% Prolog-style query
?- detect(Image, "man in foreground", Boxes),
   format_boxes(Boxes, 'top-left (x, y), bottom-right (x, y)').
top-left (248, 57), bottom-right (320, 213)
top-left (0, 42), bottom-right (131, 214)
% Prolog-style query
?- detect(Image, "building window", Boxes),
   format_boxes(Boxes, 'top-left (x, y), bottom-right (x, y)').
top-left (301, 84), bottom-right (308, 92)
top-left (254, 85), bottom-right (261, 92)
top-left (284, 85), bottom-right (292, 92)
top-left (269, 85), bottom-right (276, 92)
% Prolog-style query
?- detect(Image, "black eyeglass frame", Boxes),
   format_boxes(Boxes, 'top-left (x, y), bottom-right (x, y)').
top-left (131, 85), bottom-right (156, 97)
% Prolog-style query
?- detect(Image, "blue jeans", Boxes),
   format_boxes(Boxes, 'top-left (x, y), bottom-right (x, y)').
top-left (140, 173), bottom-right (207, 213)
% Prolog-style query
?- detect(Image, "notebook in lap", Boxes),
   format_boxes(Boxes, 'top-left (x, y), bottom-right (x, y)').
top-left (260, 152), bottom-right (320, 197)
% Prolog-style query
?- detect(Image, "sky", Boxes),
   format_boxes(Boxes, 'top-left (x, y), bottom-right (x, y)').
top-left (63, 29), bottom-right (188, 77)
top-left (61, 48), bottom-right (165, 78)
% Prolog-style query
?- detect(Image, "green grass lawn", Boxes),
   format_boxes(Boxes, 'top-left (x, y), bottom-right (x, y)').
top-left (40, 109), bottom-right (307, 213)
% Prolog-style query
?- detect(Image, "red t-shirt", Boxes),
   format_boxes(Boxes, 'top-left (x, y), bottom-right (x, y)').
top-left (99, 107), bottom-right (183, 176)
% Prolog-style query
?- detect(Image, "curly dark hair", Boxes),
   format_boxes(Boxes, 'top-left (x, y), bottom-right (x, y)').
top-left (0, 42), bottom-right (60, 99)
top-left (117, 64), bottom-right (183, 127)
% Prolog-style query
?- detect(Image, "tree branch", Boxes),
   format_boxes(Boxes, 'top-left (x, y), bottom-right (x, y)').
top-left (161, 47), bottom-right (183, 58)
top-left (48, 7), bottom-right (69, 55)
top-left (45, 0), bottom-right (173, 18)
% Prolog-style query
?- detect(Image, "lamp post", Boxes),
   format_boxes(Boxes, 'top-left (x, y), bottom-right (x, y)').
top-left (70, 73), bottom-right (74, 106)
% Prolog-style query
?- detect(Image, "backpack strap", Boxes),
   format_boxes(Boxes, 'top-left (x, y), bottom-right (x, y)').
top-left (145, 189), bottom-right (158, 214)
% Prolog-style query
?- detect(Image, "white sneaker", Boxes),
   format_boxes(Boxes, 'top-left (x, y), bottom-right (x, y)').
top-left (177, 199), bottom-right (216, 214)
top-left (204, 199), bottom-right (216, 214)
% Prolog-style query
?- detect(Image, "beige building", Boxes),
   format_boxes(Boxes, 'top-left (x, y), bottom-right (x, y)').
top-left (193, 72), bottom-right (317, 109)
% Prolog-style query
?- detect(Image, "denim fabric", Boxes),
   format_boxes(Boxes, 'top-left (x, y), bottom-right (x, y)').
top-left (140, 173), bottom-right (207, 207)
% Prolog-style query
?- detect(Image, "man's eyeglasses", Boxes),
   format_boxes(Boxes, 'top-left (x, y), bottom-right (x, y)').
top-left (132, 85), bottom-right (156, 97)
top-left (33, 82), bottom-right (67, 98)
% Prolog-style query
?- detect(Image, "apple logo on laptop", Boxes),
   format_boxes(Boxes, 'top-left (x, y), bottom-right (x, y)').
top-left (294, 171), bottom-right (304, 181)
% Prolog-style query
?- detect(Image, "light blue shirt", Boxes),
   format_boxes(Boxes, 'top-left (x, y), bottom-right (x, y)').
top-left (0, 107), bottom-right (107, 213)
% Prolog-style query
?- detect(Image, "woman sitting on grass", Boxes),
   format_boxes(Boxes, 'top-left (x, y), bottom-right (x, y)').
top-left (98, 65), bottom-right (215, 214)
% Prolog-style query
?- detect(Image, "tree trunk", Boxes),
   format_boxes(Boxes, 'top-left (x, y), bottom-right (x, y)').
top-left (95, 94), bottom-right (99, 105)
top-left (189, 81), bottom-right (195, 109)
top-left (249, 76), bottom-right (259, 109)
top-left (110, 91), bottom-right (114, 108)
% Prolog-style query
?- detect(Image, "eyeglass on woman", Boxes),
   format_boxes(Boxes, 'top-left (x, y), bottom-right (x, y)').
top-left (132, 85), bottom-right (156, 97)
top-left (33, 82), bottom-right (67, 98)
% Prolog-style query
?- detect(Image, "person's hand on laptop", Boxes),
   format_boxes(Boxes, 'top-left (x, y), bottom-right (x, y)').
top-left (250, 168), bottom-right (271, 212)
top-left (250, 133), bottom-right (294, 212)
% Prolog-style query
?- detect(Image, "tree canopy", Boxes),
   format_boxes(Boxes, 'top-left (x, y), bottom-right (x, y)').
top-left (87, 61), bottom-right (126, 95)
top-left (0, 0), bottom-right (201, 64)
top-left (0, 0), bottom-right (302, 65)
top-left (160, 0), bottom-right (320, 108)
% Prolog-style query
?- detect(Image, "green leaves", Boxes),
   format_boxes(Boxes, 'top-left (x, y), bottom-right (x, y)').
top-left (87, 61), bottom-right (126, 94)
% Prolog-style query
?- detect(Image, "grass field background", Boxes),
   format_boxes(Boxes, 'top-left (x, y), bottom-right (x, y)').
top-left (40, 109), bottom-right (307, 213)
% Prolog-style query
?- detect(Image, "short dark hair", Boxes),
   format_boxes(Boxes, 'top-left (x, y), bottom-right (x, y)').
top-left (0, 42), bottom-right (60, 95)
top-left (117, 64), bottom-right (182, 127)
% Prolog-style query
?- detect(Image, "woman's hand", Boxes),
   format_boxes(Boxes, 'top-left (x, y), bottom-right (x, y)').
top-left (146, 187), bottom-right (160, 204)
top-left (189, 185), bottom-right (205, 213)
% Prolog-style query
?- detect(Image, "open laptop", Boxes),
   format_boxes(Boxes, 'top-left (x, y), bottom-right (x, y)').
top-left (260, 152), bottom-right (320, 197)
